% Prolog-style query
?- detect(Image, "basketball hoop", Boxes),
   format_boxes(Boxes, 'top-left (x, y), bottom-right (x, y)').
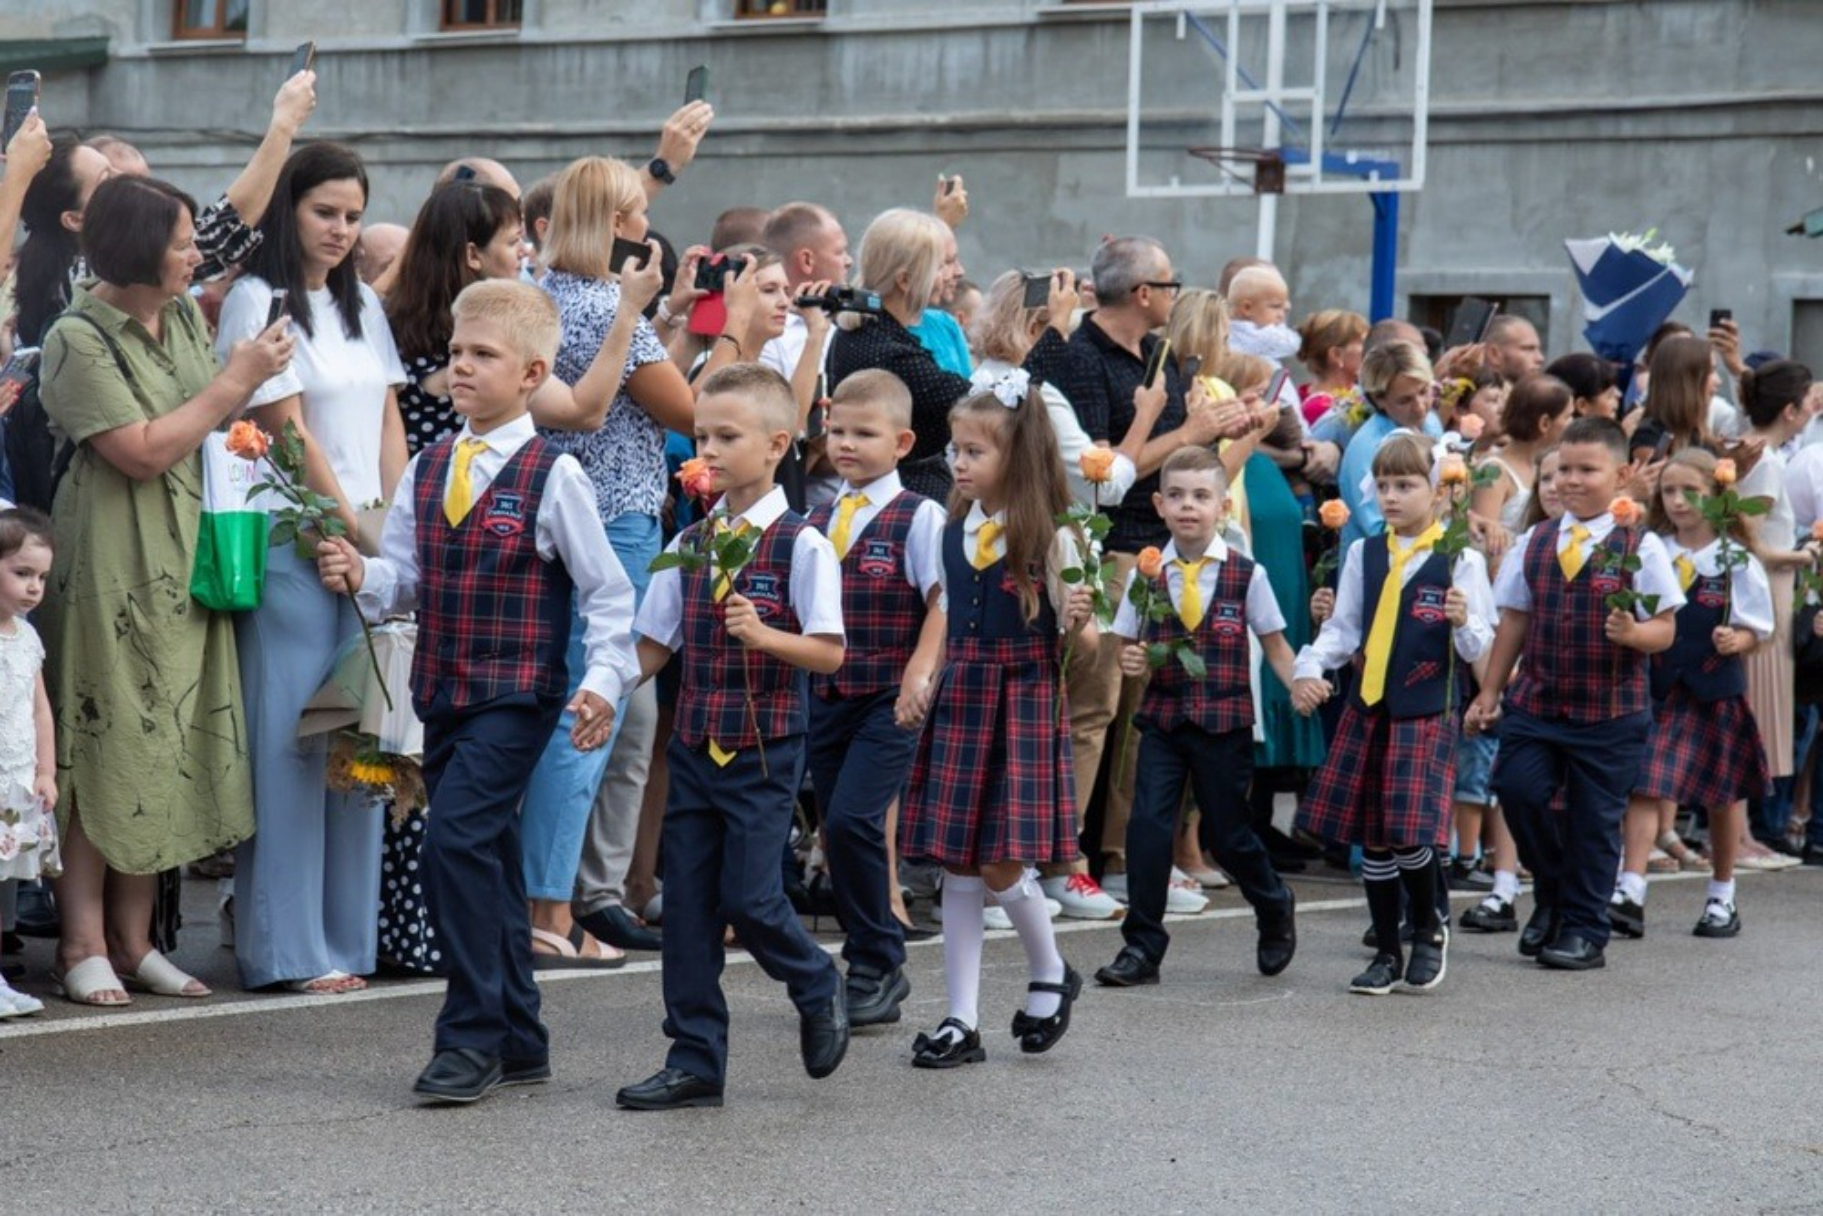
top-left (1187, 146), bottom-right (1287, 195)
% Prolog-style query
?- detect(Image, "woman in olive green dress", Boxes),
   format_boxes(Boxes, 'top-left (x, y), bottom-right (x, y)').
top-left (36, 176), bottom-right (293, 1006)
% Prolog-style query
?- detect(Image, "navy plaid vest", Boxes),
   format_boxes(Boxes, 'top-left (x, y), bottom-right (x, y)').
top-left (675, 514), bottom-right (809, 748)
top-left (1651, 568), bottom-right (1747, 702)
top-left (1507, 518), bottom-right (1648, 723)
top-left (942, 521), bottom-right (1057, 654)
top-left (410, 436), bottom-right (573, 715)
top-left (1135, 553), bottom-right (1256, 734)
top-left (807, 490), bottom-right (929, 700)
top-left (1351, 542), bottom-right (1456, 719)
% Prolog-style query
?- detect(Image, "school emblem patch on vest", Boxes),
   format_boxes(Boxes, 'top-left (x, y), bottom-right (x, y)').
top-left (1694, 574), bottom-right (1727, 610)
top-left (743, 571), bottom-right (784, 614)
top-left (1211, 600), bottom-right (1245, 637)
top-left (1591, 571), bottom-right (1623, 597)
top-left (1410, 585), bottom-right (1448, 624)
top-left (482, 493), bottom-right (526, 538)
top-left (857, 539), bottom-right (898, 580)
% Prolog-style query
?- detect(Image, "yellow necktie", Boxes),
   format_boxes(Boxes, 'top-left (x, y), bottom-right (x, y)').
top-left (1674, 553), bottom-right (1697, 593)
top-left (972, 519), bottom-right (1002, 570)
top-left (1559, 523), bottom-right (1592, 581)
top-left (443, 437), bottom-right (489, 525)
top-left (1360, 523), bottom-right (1442, 707)
top-left (1173, 558), bottom-right (1210, 630)
top-left (829, 492), bottom-right (870, 560)
top-left (709, 517), bottom-right (754, 767)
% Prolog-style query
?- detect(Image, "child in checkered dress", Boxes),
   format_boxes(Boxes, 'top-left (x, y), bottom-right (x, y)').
top-left (804, 370), bottom-right (947, 1029)
top-left (1292, 433), bottom-right (1495, 994)
top-left (1092, 446), bottom-right (1302, 992)
top-left (1610, 448), bottom-right (1771, 942)
top-left (898, 372), bottom-right (1096, 1069)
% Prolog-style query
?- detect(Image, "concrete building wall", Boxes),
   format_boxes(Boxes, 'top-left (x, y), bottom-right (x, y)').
top-left (5, 0), bottom-right (1823, 362)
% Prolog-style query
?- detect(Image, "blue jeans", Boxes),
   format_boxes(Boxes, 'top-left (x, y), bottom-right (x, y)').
top-left (518, 513), bottom-right (661, 901)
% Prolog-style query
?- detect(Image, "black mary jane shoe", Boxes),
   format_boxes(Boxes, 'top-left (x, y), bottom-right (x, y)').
top-left (911, 1018), bottom-right (986, 1069)
top-left (1010, 965), bottom-right (1084, 1055)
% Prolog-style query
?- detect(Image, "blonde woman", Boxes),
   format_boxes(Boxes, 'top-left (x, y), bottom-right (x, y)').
top-left (828, 208), bottom-right (1075, 499)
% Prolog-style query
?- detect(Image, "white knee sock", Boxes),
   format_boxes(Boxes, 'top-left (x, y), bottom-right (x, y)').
top-left (992, 869), bottom-right (1067, 1018)
top-left (940, 873), bottom-right (986, 1035)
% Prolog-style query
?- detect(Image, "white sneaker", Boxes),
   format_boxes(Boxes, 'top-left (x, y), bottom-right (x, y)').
top-left (983, 905), bottom-right (1013, 931)
top-left (1100, 872), bottom-right (1129, 900)
top-left (0, 983), bottom-right (43, 1018)
top-left (1041, 873), bottom-right (1125, 920)
top-left (643, 892), bottom-right (664, 925)
top-left (1165, 869), bottom-right (1211, 915)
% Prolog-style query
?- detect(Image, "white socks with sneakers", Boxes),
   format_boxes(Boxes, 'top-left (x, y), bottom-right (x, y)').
top-left (991, 869), bottom-right (1067, 1019)
top-left (939, 873), bottom-right (985, 1037)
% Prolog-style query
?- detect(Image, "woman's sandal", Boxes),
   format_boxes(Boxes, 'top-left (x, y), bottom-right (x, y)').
top-left (530, 925), bottom-right (626, 971)
top-left (53, 956), bottom-right (132, 1007)
top-left (1010, 965), bottom-right (1084, 1055)
top-left (118, 949), bottom-right (210, 998)
top-left (911, 1017), bottom-right (986, 1069)
top-left (1657, 831), bottom-right (1711, 873)
top-left (285, 970), bottom-right (367, 995)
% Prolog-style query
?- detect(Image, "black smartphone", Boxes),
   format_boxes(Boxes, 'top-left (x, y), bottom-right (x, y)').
top-left (1180, 354), bottom-right (1203, 381)
top-left (1265, 366), bottom-right (1291, 405)
top-left (685, 65), bottom-right (708, 105)
top-left (1710, 308), bottom-right (1733, 330)
top-left (265, 289), bottom-right (290, 329)
top-left (1141, 338), bottom-right (1172, 390)
top-left (609, 237), bottom-right (652, 276)
top-left (4, 71), bottom-right (40, 147)
top-left (1651, 430), bottom-right (1673, 460)
top-left (288, 42), bottom-right (316, 78)
top-left (1022, 273), bottom-right (1051, 309)
top-left (942, 176), bottom-right (958, 196)
top-left (1445, 297), bottom-right (1498, 349)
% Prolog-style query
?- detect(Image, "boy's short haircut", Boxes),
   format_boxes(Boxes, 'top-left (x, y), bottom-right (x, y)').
top-left (699, 362), bottom-right (798, 435)
top-left (828, 369), bottom-right (913, 429)
top-left (1371, 431), bottom-right (1434, 480)
top-left (1559, 415), bottom-right (1629, 462)
top-left (452, 279), bottom-right (561, 366)
top-left (1159, 444), bottom-right (1229, 495)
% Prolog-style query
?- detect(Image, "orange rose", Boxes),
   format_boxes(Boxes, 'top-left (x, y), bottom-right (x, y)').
top-left (1713, 458), bottom-right (1738, 487)
top-left (1079, 447), bottom-right (1117, 484)
top-left (1811, 519), bottom-right (1823, 543)
top-left (1456, 413), bottom-right (1486, 442)
top-left (1318, 499), bottom-right (1350, 531)
top-left (224, 419), bottom-right (270, 460)
top-left (1609, 496), bottom-right (1642, 528)
top-left (1438, 454), bottom-right (1470, 486)
top-left (1135, 546), bottom-right (1165, 579)
top-left (676, 456), bottom-right (716, 503)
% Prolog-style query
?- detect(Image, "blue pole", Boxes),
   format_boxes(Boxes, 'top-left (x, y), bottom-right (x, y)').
top-left (1369, 191), bottom-right (1398, 322)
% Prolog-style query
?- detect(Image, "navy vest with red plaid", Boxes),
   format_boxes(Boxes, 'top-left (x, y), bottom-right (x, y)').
top-left (1135, 554), bottom-right (1255, 734)
top-left (1351, 541), bottom-right (1455, 719)
top-left (1507, 518), bottom-right (1648, 722)
top-left (675, 514), bottom-right (809, 748)
top-left (807, 490), bottom-right (928, 699)
top-left (1651, 570), bottom-right (1747, 702)
top-left (409, 436), bottom-right (573, 716)
top-left (942, 522), bottom-right (1057, 644)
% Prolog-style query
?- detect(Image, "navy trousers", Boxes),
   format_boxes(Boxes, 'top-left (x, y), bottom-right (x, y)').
top-left (420, 696), bottom-right (563, 1062)
top-left (661, 735), bottom-right (840, 1085)
top-left (806, 691), bottom-right (916, 976)
top-left (1122, 722), bottom-right (1292, 964)
top-left (1492, 707), bottom-right (1649, 948)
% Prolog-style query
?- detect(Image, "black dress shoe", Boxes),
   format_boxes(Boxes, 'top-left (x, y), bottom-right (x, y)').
top-left (846, 966), bottom-right (910, 1027)
top-left (575, 904), bottom-right (662, 952)
top-left (1256, 891), bottom-right (1296, 976)
top-left (1537, 931), bottom-right (1605, 970)
top-left (15, 882), bottom-right (58, 938)
top-left (500, 1056), bottom-right (552, 1087)
top-left (1607, 895), bottom-right (1646, 940)
top-left (1010, 965), bottom-right (1083, 1054)
top-left (616, 1067), bottom-right (724, 1110)
top-left (1692, 899), bottom-right (1741, 938)
top-left (1518, 904), bottom-right (1560, 958)
top-left (911, 1018), bottom-right (986, 1069)
top-left (1461, 897), bottom-right (1517, 933)
top-left (413, 1048), bottom-right (503, 1104)
top-left (1094, 945), bottom-right (1160, 988)
top-left (800, 988), bottom-right (850, 1079)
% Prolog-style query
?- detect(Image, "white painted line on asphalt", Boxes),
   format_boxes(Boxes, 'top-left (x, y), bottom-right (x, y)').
top-left (0, 869), bottom-right (1735, 1042)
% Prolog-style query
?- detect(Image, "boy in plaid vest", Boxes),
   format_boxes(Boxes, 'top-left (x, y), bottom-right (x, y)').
top-left (318, 281), bottom-right (639, 1104)
top-left (804, 371), bottom-right (946, 1029)
top-left (616, 363), bottom-right (849, 1112)
top-left (1466, 416), bottom-right (1684, 972)
top-left (1094, 446), bottom-right (1301, 990)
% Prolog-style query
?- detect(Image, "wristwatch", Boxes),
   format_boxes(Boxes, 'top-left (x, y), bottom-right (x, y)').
top-left (647, 157), bottom-right (676, 185)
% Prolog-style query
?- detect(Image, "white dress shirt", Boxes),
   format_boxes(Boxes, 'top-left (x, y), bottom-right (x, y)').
top-left (636, 484), bottom-right (846, 651)
top-left (1664, 536), bottom-right (1775, 641)
top-left (1111, 536), bottom-right (1287, 639)
top-left (829, 470), bottom-right (947, 600)
top-left (355, 414), bottom-right (640, 707)
top-left (1294, 534), bottom-right (1496, 679)
top-left (937, 503), bottom-right (1084, 631)
top-left (1784, 443), bottom-right (1823, 533)
top-left (1492, 513), bottom-right (1686, 619)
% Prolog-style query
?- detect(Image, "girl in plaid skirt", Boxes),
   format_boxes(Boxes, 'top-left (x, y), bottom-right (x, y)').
top-left (897, 372), bottom-right (1096, 1068)
top-left (1611, 449), bottom-right (1772, 941)
top-left (1291, 433), bottom-right (1494, 994)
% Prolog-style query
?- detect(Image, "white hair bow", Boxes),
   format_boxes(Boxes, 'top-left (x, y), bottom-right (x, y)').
top-left (971, 366), bottom-right (1031, 409)
top-left (1356, 427), bottom-right (1453, 501)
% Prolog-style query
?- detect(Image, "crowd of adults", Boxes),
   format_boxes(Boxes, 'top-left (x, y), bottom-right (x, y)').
top-left (0, 64), bottom-right (1817, 1012)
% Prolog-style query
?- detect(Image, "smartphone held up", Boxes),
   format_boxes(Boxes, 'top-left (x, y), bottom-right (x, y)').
top-left (4, 70), bottom-right (41, 147)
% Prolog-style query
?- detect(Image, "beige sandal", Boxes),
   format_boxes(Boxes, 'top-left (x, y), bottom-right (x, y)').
top-left (531, 926), bottom-right (625, 971)
top-left (118, 949), bottom-right (211, 998)
top-left (1657, 830), bottom-right (1711, 873)
top-left (53, 956), bottom-right (132, 1007)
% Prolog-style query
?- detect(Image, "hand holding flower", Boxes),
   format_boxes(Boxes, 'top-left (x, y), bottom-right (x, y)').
top-left (1118, 642), bottom-right (1149, 679)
